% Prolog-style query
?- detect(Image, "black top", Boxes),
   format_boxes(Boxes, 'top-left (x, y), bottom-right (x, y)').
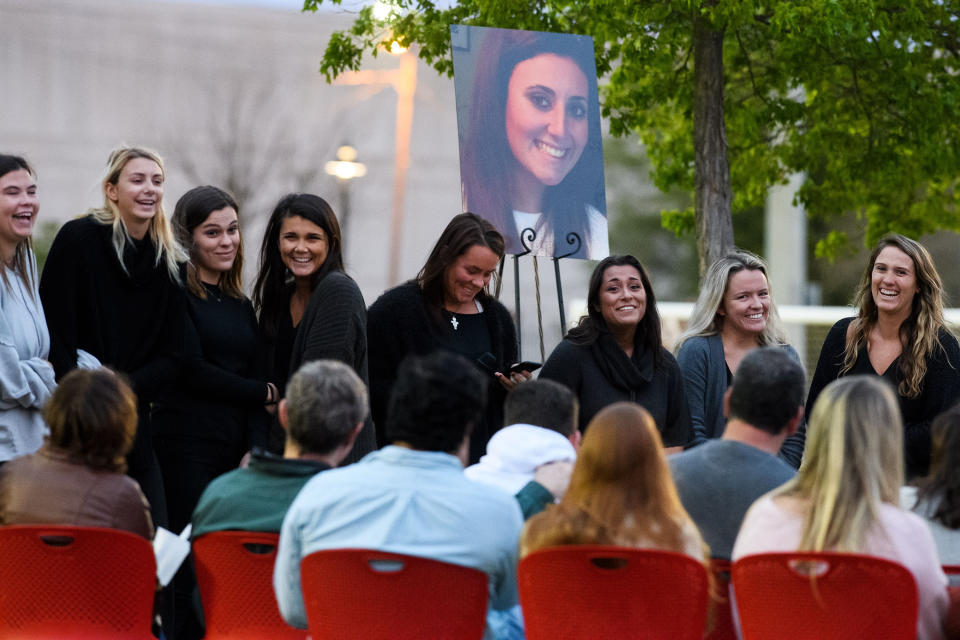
top-left (152, 279), bottom-right (269, 450)
top-left (439, 309), bottom-right (493, 363)
top-left (267, 271), bottom-right (375, 464)
top-left (39, 215), bottom-right (183, 402)
top-left (367, 281), bottom-right (518, 464)
top-left (273, 310), bottom-right (296, 396)
top-left (806, 316), bottom-right (960, 479)
top-left (539, 337), bottom-right (693, 448)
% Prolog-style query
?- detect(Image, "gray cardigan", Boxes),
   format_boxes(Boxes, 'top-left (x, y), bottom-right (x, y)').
top-left (675, 334), bottom-right (805, 468)
top-left (0, 254), bottom-right (56, 461)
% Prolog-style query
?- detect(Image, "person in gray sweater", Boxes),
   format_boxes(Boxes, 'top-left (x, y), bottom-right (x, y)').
top-left (674, 250), bottom-right (804, 467)
top-left (669, 347), bottom-right (803, 559)
top-left (0, 154), bottom-right (56, 463)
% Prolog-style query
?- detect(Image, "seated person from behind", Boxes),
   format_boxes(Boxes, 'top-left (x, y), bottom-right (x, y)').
top-left (466, 378), bottom-right (579, 518)
top-left (733, 376), bottom-right (948, 640)
top-left (521, 402), bottom-right (706, 561)
top-left (0, 368), bottom-right (153, 539)
top-left (191, 360), bottom-right (367, 538)
top-left (274, 351), bottom-right (524, 637)
top-left (902, 404), bottom-right (960, 569)
top-left (669, 347), bottom-right (802, 559)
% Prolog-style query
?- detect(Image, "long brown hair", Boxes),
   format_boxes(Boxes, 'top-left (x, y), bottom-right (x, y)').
top-left (567, 255), bottom-right (664, 366)
top-left (460, 28), bottom-right (604, 258)
top-left (171, 185), bottom-right (244, 300)
top-left (521, 402), bottom-right (704, 557)
top-left (417, 212), bottom-right (504, 315)
top-left (0, 154), bottom-right (37, 294)
top-left (253, 193), bottom-right (345, 340)
top-left (43, 368), bottom-right (138, 474)
top-left (843, 234), bottom-right (949, 398)
top-left (916, 405), bottom-right (960, 529)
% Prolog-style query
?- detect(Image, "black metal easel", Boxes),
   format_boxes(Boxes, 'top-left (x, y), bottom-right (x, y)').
top-left (496, 228), bottom-right (582, 360)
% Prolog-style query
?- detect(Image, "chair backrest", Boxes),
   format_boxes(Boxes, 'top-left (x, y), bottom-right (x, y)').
top-left (300, 548), bottom-right (489, 640)
top-left (518, 545), bottom-right (710, 640)
top-left (732, 552), bottom-right (918, 640)
top-left (192, 531), bottom-right (306, 640)
top-left (706, 558), bottom-right (737, 640)
top-left (0, 525), bottom-right (156, 640)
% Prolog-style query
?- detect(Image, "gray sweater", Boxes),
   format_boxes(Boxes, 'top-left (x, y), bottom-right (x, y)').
top-left (0, 253), bottom-right (56, 461)
top-left (669, 439), bottom-right (795, 559)
top-left (675, 334), bottom-right (805, 467)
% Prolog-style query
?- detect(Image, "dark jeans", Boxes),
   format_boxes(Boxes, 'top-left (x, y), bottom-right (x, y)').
top-left (154, 437), bottom-right (245, 640)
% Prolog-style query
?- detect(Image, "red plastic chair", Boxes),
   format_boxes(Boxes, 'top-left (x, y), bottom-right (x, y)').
top-left (192, 531), bottom-right (306, 640)
top-left (300, 548), bottom-right (489, 640)
top-left (0, 525), bottom-right (156, 639)
top-left (705, 558), bottom-right (737, 640)
top-left (732, 552), bottom-right (918, 639)
top-left (518, 546), bottom-right (710, 640)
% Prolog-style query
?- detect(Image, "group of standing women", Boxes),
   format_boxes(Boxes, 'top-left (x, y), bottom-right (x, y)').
top-left (536, 234), bottom-right (960, 484)
top-left (0, 149), bottom-right (368, 537)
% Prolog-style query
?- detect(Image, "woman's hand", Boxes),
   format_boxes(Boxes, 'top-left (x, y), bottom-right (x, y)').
top-left (495, 369), bottom-right (533, 391)
top-left (265, 382), bottom-right (278, 405)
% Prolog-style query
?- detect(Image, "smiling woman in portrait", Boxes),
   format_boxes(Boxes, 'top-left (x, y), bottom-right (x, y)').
top-left (805, 234), bottom-right (960, 479)
top-left (458, 28), bottom-right (607, 259)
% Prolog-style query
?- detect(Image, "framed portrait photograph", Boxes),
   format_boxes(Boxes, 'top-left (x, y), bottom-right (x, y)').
top-left (451, 25), bottom-right (609, 260)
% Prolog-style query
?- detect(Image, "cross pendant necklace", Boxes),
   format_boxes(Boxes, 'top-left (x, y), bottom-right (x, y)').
top-left (450, 316), bottom-right (459, 330)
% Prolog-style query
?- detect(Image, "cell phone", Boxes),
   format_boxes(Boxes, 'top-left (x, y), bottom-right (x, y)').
top-left (507, 361), bottom-right (542, 375)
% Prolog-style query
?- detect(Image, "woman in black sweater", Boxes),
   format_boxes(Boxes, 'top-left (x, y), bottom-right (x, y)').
top-left (39, 147), bottom-right (186, 528)
top-left (253, 193), bottom-right (375, 462)
top-left (806, 234), bottom-right (960, 479)
top-left (152, 186), bottom-right (275, 534)
top-left (540, 255), bottom-right (692, 450)
top-left (366, 213), bottom-right (528, 463)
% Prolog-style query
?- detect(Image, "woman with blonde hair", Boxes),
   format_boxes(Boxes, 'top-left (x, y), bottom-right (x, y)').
top-left (40, 147), bottom-right (186, 527)
top-left (805, 234), bottom-right (960, 479)
top-left (674, 250), bottom-right (803, 465)
top-left (0, 154), bottom-right (56, 463)
top-left (520, 402), bottom-right (706, 560)
top-left (734, 376), bottom-right (948, 640)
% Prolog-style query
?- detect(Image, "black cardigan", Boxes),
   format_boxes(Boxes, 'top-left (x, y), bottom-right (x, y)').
top-left (39, 215), bottom-right (183, 401)
top-left (806, 316), bottom-right (960, 479)
top-left (366, 281), bottom-right (518, 463)
top-left (284, 270), bottom-right (376, 464)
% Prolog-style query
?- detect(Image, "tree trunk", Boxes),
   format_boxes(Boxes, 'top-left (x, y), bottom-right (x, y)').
top-left (693, 8), bottom-right (734, 277)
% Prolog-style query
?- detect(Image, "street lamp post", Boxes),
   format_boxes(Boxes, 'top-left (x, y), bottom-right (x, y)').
top-left (324, 144), bottom-right (367, 245)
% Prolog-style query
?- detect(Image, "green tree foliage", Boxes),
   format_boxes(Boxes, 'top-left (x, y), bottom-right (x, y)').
top-left (304, 0), bottom-right (960, 260)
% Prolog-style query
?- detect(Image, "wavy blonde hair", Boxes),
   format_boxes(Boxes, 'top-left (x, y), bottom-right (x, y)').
top-left (843, 234), bottom-right (949, 398)
top-left (774, 376), bottom-right (903, 552)
top-left (521, 402), bottom-right (707, 560)
top-left (674, 250), bottom-right (786, 353)
top-left (89, 147), bottom-right (184, 281)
